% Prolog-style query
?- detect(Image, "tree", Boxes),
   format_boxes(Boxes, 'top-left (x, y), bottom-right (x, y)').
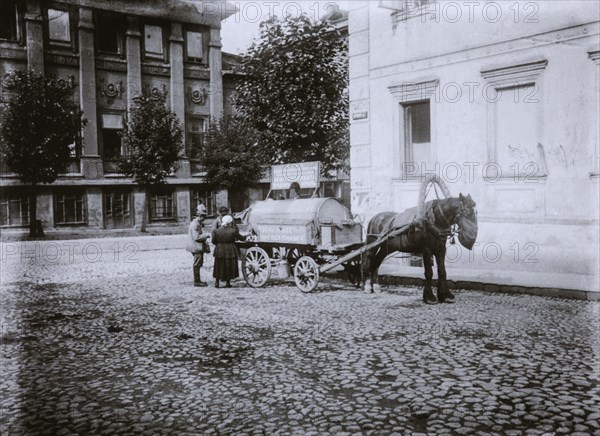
top-left (0, 70), bottom-right (85, 237)
top-left (200, 114), bottom-right (266, 196)
top-left (235, 15), bottom-right (349, 175)
top-left (119, 91), bottom-right (183, 232)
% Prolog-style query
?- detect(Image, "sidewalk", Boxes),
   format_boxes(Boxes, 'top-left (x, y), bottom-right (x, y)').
top-left (371, 258), bottom-right (600, 302)
top-left (0, 225), bottom-right (190, 242)
top-left (0, 234), bottom-right (189, 259)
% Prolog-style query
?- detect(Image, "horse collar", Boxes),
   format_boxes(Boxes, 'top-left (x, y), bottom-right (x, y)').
top-left (435, 200), bottom-right (453, 230)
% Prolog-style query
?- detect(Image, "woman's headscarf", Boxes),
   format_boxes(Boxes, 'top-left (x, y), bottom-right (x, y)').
top-left (221, 215), bottom-right (233, 226)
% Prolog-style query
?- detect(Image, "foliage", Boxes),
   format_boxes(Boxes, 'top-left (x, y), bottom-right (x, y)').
top-left (200, 114), bottom-right (266, 190)
top-left (0, 70), bottom-right (85, 185)
top-left (235, 14), bottom-right (349, 174)
top-left (119, 91), bottom-right (183, 186)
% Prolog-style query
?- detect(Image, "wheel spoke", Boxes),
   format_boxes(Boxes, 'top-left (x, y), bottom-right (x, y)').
top-left (294, 256), bottom-right (319, 293)
top-left (243, 247), bottom-right (271, 288)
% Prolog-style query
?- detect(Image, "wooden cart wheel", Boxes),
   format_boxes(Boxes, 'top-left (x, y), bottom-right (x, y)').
top-left (287, 248), bottom-right (303, 270)
top-left (294, 256), bottom-right (320, 293)
top-left (242, 247), bottom-right (271, 288)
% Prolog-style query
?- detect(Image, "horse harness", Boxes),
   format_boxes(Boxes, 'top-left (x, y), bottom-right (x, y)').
top-left (366, 198), bottom-right (468, 245)
top-left (421, 199), bottom-right (465, 243)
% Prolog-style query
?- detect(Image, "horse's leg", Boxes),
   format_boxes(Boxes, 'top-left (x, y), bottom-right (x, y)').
top-left (365, 248), bottom-right (381, 294)
top-left (422, 251), bottom-right (437, 304)
top-left (370, 247), bottom-right (388, 293)
top-left (435, 247), bottom-right (455, 303)
top-left (362, 244), bottom-right (374, 293)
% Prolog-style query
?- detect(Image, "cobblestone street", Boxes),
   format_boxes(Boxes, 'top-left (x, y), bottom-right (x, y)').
top-left (1, 237), bottom-right (599, 435)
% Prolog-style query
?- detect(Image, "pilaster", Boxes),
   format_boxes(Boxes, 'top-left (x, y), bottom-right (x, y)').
top-left (208, 28), bottom-right (223, 119)
top-left (25, 0), bottom-right (44, 72)
top-left (126, 17), bottom-right (142, 112)
top-left (589, 48), bottom-right (600, 178)
top-left (348, 2), bottom-right (372, 215)
top-left (78, 7), bottom-right (101, 178)
top-left (170, 23), bottom-right (189, 175)
top-left (169, 23), bottom-right (185, 123)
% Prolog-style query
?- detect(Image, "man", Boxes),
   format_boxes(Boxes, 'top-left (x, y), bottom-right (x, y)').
top-left (186, 206), bottom-right (209, 287)
top-left (288, 182), bottom-right (300, 199)
top-left (212, 206), bottom-right (230, 232)
top-left (197, 199), bottom-right (207, 217)
top-left (213, 205), bottom-right (239, 233)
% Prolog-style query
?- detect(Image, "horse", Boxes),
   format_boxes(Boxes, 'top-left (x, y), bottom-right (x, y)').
top-left (362, 193), bottom-right (478, 304)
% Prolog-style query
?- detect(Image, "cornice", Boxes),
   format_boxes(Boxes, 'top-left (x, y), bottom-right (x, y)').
top-left (388, 78), bottom-right (439, 101)
top-left (370, 21), bottom-right (599, 80)
top-left (481, 59), bottom-right (547, 87)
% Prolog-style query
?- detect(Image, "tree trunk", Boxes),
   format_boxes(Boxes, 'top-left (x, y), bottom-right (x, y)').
top-left (141, 186), bottom-right (148, 232)
top-left (28, 185), bottom-right (37, 238)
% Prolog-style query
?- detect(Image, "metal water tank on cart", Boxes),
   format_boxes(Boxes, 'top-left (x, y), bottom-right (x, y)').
top-left (237, 197), bottom-right (364, 292)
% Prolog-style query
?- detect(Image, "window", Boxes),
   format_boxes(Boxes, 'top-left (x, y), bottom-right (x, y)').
top-left (380, 0), bottom-right (431, 10)
top-left (185, 31), bottom-right (203, 61)
top-left (0, 0), bottom-right (20, 41)
top-left (388, 79), bottom-right (437, 178)
top-left (481, 59), bottom-right (548, 178)
top-left (403, 100), bottom-right (431, 167)
top-left (48, 9), bottom-right (70, 44)
top-left (150, 189), bottom-right (176, 221)
top-left (100, 113), bottom-right (123, 160)
top-left (380, 0), bottom-right (435, 27)
top-left (496, 87), bottom-right (537, 154)
top-left (104, 190), bottom-right (132, 229)
top-left (187, 116), bottom-right (206, 160)
top-left (0, 191), bottom-right (29, 227)
top-left (55, 192), bottom-right (86, 225)
top-left (144, 24), bottom-right (165, 58)
top-left (191, 189), bottom-right (215, 218)
top-left (96, 13), bottom-right (125, 55)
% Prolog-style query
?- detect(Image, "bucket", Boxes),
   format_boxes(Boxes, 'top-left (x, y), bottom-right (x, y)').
top-left (277, 261), bottom-right (290, 279)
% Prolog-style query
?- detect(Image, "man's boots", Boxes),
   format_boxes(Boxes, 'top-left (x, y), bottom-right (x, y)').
top-left (194, 269), bottom-right (207, 287)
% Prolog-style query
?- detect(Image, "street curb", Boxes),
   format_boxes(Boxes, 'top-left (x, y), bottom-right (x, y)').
top-left (326, 271), bottom-right (600, 302)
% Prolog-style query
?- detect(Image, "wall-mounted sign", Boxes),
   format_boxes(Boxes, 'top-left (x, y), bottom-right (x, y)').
top-left (271, 161), bottom-right (321, 190)
top-left (352, 111), bottom-right (368, 120)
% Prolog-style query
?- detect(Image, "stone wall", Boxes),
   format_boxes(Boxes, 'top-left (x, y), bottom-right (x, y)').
top-left (349, 1), bottom-right (600, 291)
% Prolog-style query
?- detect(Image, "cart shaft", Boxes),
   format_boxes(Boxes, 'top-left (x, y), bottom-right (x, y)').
top-left (319, 223), bottom-right (411, 274)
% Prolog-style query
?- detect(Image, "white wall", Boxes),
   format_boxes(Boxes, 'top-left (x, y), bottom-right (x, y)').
top-left (349, 1), bottom-right (599, 289)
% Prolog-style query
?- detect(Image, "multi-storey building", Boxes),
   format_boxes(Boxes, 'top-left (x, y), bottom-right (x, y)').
top-left (349, 1), bottom-right (599, 292)
top-left (0, 0), bottom-right (239, 230)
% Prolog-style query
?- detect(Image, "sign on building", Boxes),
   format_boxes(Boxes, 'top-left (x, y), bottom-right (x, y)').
top-left (271, 161), bottom-right (321, 190)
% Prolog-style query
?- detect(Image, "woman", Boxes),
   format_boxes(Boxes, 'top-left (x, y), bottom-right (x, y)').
top-left (211, 215), bottom-right (245, 288)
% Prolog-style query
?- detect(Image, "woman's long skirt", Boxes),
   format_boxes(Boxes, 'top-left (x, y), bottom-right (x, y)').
top-left (213, 257), bottom-right (239, 280)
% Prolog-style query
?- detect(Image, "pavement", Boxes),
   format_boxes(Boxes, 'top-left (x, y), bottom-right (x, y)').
top-left (0, 236), bottom-right (599, 435)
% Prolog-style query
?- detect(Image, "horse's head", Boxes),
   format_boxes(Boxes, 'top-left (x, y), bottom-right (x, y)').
top-left (457, 193), bottom-right (478, 250)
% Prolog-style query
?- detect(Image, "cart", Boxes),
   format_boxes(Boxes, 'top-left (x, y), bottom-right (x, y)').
top-left (235, 162), bottom-right (424, 293)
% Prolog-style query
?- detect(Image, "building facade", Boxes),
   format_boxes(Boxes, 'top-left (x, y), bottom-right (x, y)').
top-left (1, 0), bottom-right (239, 231)
top-left (348, 1), bottom-right (599, 291)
